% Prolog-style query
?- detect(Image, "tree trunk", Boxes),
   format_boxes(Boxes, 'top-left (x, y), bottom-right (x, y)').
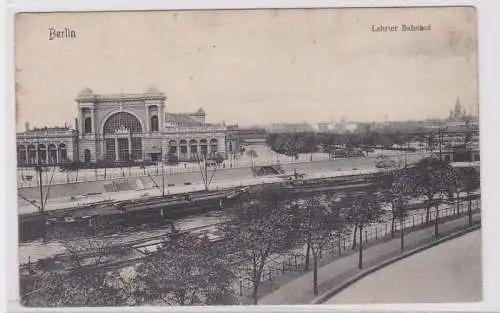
top-left (252, 279), bottom-right (260, 305)
top-left (352, 223), bottom-right (358, 250)
top-left (426, 203), bottom-right (431, 223)
top-left (468, 191), bottom-right (472, 225)
top-left (391, 215), bottom-right (396, 238)
top-left (400, 218), bottom-right (404, 252)
top-left (313, 253), bottom-right (319, 295)
top-left (358, 224), bottom-right (363, 269)
top-left (251, 254), bottom-right (261, 305)
top-left (179, 290), bottom-right (186, 305)
top-left (304, 240), bottom-right (311, 270)
top-left (434, 205), bottom-right (439, 237)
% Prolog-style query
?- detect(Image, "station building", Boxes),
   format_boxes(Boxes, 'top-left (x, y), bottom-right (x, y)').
top-left (16, 126), bottom-right (78, 165)
top-left (16, 88), bottom-right (228, 165)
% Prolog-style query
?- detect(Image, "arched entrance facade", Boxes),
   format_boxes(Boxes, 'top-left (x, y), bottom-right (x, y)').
top-left (102, 112), bottom-right (143, 161)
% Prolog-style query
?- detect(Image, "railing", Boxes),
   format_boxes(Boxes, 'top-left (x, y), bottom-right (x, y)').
top-left (17, 151), bottom-right (432, 188)
top-left (234, 199), bottom-right (481, 298)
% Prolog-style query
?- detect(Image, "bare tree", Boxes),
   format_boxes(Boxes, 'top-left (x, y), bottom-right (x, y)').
top-left (390, 168), bottom-right (417, 251)
top-left (344, 191), bottom-right (384, 269)
top-left (134, 231), bottom-right (235, 305)
top-left (21, 269), bottom-right (125, 307)
top-left (294, 193), bottom-right (346, 295)
top-left (414, 157), bottom-right (443, 223)
top-left (414, 157), bottom-right (456, 237)
top-left (221, 185), bottom-right (298, 304)
top-left (197, 153), bottom-right (219, 192)
top-left (21, 238), bottom-right (127, 307)
top-left (375, 170), bottom-right (398, 237)
top-left (456, 167), bottom-right (480, 225)
top-left (245, 149), bottom-right (258, 167)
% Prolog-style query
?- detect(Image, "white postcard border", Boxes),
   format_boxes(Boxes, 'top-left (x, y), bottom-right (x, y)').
top-left (2, 1), bottom-right (499, 312)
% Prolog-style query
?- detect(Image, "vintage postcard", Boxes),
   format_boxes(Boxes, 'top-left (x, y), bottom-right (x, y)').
top-left (13, 6), bottom-right (480, 308)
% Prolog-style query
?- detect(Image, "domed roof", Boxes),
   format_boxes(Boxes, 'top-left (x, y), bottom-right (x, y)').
top-left (78, 87), bottom-right (94, 96)
top-left (194, 107), bottom-right (205, 115)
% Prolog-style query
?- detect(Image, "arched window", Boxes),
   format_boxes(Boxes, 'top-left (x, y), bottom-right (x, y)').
top-left (168, 140), bottom-right (177, 154)
top-left (150, 115), bottom-right (159, 132)
top-left (200, 139), bottom-right (208, 156)
top-left (27, 145), bottom-right (36, 164)
top-left (105, 139), bottom-right (116, 161)
top-left (84, 117), bottom-right (92, 134)
top-left (210, 138), bottom-right (218, 156)
top-left (17, 145), bottom-right (26, 164)
top-left (38, 144), bottom-right (47, 164)
top-left (189, 139), bottom-right (198, 155)
top-left (84, 149), bottom-right (91, 163)
top-left (180, 140), bottom-right (187, 154)
top-left (103, 112), bottom-right (142, 134)
top-left (48, 144), bottom-right (57, 164)
top-left (58, 143), bottom-right (68, 162)
top-left (130, 138), bottom-right (142, 160)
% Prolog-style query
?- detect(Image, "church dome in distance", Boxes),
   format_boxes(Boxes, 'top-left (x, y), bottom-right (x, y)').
top-left (78, 87), bottom-right (94, 96)
top-left (194, 107), bottom-right (205, 115)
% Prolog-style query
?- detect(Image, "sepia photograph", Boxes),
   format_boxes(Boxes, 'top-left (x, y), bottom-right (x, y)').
top-left (13, 6), bottom-right (480, 307)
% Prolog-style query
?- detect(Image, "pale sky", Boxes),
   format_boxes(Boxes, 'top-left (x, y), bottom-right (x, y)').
top-left (14, 7), bottom-right (478, 130)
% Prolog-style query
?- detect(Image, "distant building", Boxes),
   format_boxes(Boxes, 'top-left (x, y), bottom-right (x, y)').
top-left (445, 98), bottom-right (478, 128)
top-left (334, 118), bottom-right (359, 133)
top-left (225, 125), bottom-right (267, 154)
top-left (444, 143), bottom-right (480, 163)
top-left (314, 119), bottom-right (362, 133)
top-left (225, 125), bottom-right (241, 155)
top-left (267, 122), bottom-right (314, 133)
top-left (317, 122), bottom-right (331, 133)
top-left (16, 88), bottom-right (228, 165)
top-left (448, 98), bottom-right (467, 122)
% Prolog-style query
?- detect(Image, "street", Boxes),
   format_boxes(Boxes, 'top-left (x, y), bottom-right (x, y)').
top-left (326, 230), bottom-right (481, 304)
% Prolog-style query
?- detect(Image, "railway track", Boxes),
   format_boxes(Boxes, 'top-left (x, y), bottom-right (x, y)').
top-left (20, 190), bottom-right (480, 276)
top-left (20, 195), bottom-right (481, 279)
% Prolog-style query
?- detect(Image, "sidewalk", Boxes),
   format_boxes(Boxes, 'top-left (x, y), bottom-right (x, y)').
top-left (258, 212), bottom-right (481, 305)
top-left (18, 167), bottom-right (381, 214)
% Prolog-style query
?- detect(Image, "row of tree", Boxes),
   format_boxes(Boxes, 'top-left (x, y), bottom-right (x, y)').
top-left (21, 157), bottom-right (480, 306)
top-left (266, 131), bottom-right (407, 159)
top-left (266, 129), bottom-right (476, 159)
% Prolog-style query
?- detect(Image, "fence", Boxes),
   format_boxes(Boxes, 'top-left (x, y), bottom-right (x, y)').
top-left (234, 198), bottom-right (481, 298)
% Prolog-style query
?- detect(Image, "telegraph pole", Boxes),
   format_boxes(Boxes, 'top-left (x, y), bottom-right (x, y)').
top-left (438, 127), bottom-right (443, 162)
top-left (161, 151), bottom-right (165, 197)
top-left (38, 165), bottom-right (44, 212)
top-left (36, 138), bottom-right (44, 212)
